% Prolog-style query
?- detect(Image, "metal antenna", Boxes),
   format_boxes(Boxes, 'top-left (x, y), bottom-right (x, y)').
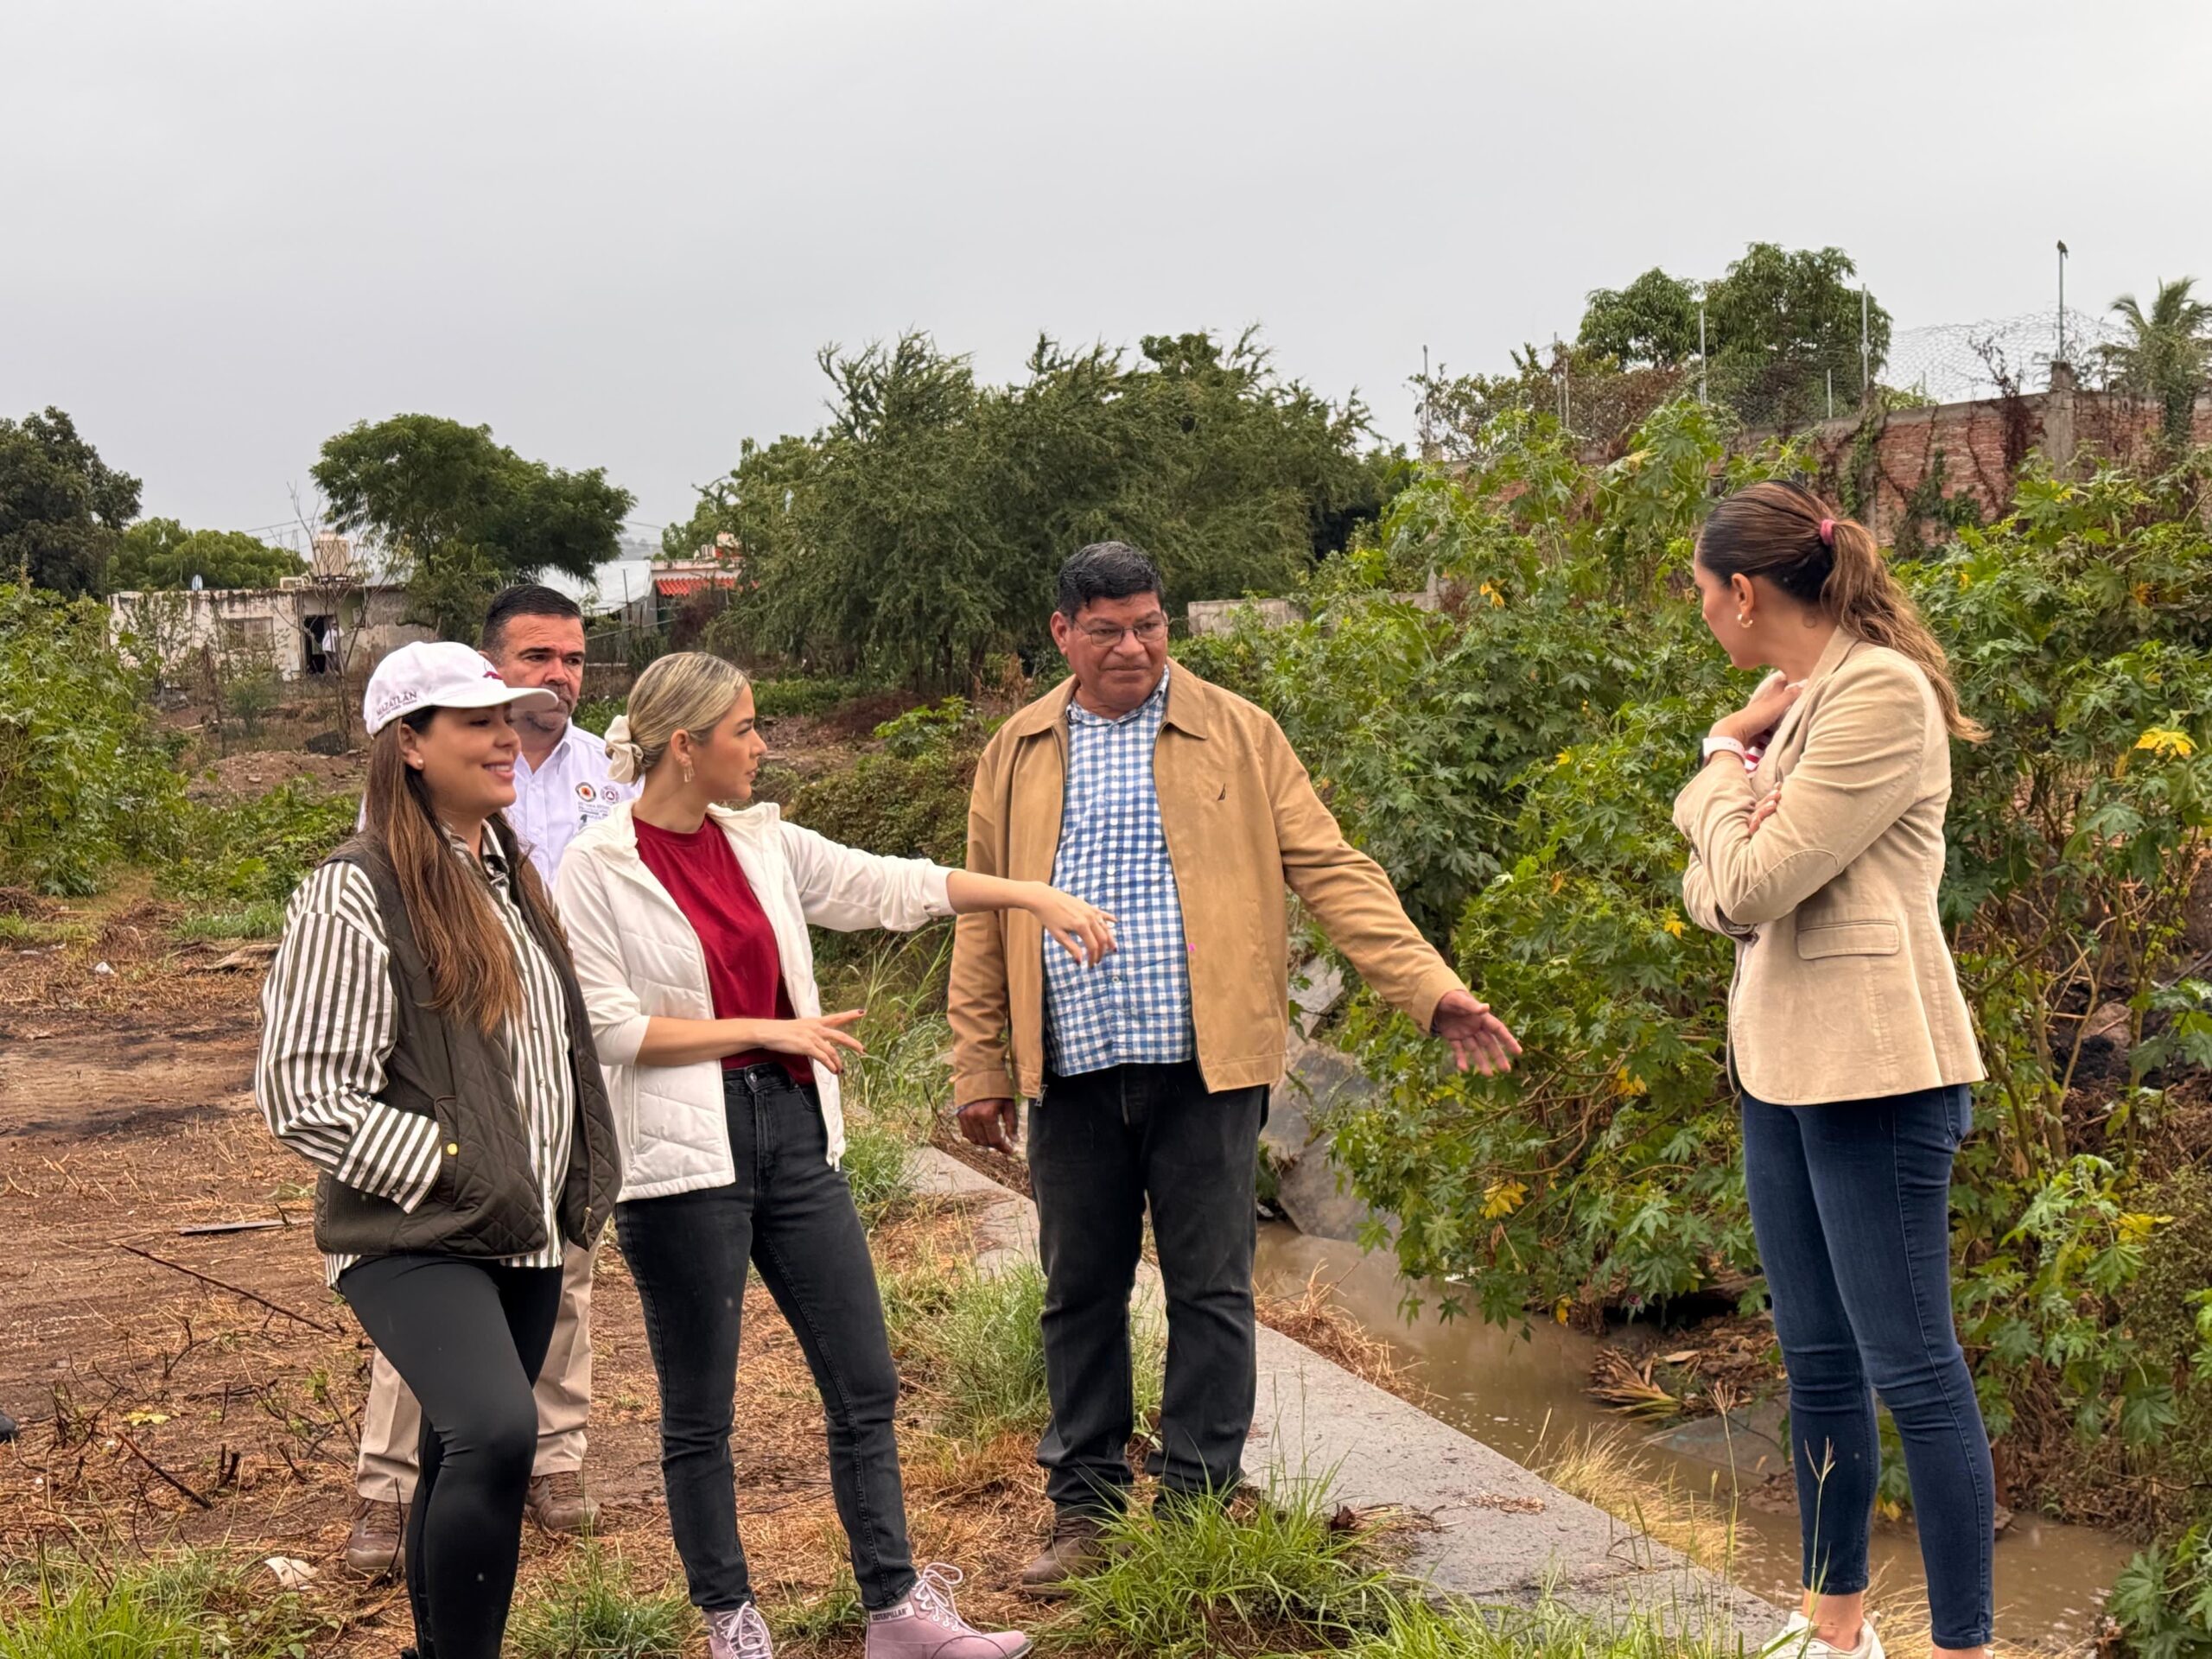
top-left (2056, 240), bottom-right (2069, 371)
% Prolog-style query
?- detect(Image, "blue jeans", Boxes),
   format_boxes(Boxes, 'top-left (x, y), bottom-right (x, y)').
top-left (1740, 1084), bottom-right (1995, 1650)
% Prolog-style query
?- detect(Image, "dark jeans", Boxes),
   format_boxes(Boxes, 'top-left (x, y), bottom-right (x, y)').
top-left (339, 1254), bottom-right (562, 1659)
top-left (1741, 1083), bottom-right (1995, 1650)
top-left (1028, 1061), bottom-right (1266, 1514)
top-left (615, 1065), bottom-right (915, 1612)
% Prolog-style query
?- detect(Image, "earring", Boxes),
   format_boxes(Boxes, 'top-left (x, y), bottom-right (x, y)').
top-left (1737, 614), bottom-right (1752, 628)
top-left (682, 761), bottom-right (695, 785)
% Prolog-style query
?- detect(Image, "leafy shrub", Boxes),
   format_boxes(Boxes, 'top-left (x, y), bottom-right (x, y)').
top-left (2110, 1524), bottom-right (2212, 1659)
top-left (785, 696), bottom-right (982, 865)
top-left (1215, 410), bottom-right (2212, 1565)
top-left (752, 676), bottom-right (864, 720)
top-left (571, 695), bottom-right (625, 736)
top-left (165, 780), bottom-right (359, 908)
top-left (0, 583), bottom-right (186, 893)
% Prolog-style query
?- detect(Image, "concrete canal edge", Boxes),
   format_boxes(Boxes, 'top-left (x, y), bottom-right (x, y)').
top-left (908, 1146), bottom-right (1788, 1643)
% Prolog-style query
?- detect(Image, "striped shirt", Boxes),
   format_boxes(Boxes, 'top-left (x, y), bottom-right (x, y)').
top-left (1044, 664), bottom-right (1197, 1074)
top-left (255, 836), bottom-right (576, 1287)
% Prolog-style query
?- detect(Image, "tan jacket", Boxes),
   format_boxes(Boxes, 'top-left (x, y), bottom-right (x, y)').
top-left (1675, 629), bottom-right (1985, 1106)
top-left (950, 667), bottom-right (1465, 1105)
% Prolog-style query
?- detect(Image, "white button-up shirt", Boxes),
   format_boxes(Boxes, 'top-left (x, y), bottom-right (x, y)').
top-left (505, 720), bottom-right (634, 887)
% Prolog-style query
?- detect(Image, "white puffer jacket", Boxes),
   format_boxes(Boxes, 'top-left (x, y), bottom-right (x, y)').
top-left (555, 800), bottom-right (953, 1202)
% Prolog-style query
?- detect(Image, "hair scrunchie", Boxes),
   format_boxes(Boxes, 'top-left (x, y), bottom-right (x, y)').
top-left (603, 714), bottom-right (647, 785)
top-left (1817, 518), bottom-right (1836, 547)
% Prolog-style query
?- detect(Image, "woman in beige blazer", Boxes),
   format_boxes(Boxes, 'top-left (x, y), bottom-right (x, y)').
top-left (1675, 481), bottom-right (1992, 1659)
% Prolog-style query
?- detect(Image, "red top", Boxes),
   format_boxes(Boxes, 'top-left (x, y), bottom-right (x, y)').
top-left (632, 815), bottom-right (805, 1082)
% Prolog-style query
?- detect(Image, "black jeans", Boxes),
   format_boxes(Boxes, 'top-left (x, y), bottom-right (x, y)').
top-left (1741, 1084), bottom-right (1996, 1650)
top-left (1028, 1061), bottom-right (1266, 1514)
top-left (338, 1254), bottom-right (562, 1659)
top-left (616, 1066), bottom-right (915, 1612)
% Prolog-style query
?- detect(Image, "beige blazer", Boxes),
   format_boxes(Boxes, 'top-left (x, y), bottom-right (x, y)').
top-left (1674, 628), bottom-right (1984, 1106)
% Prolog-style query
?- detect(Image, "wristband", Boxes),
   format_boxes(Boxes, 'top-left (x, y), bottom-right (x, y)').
top-left (1701, 734), bottom-right (1748, 764)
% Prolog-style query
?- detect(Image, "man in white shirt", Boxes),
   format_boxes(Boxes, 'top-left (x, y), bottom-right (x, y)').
top-left (346, 585), bottom-right (634, 1577)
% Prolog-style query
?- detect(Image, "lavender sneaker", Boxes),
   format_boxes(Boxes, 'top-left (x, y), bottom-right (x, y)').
top-left (864, 1564), bottom-right (1029, 1659)
top-left (705, 1601), bottom-right (774, 1659)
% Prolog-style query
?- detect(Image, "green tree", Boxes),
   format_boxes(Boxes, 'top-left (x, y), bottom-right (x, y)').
top-left (1703, 242), bottom-right (1890, 427)
top-left (1577, 268), bottom-right (1700, 367)
top-left (692, 328), bottom-right (1397, 689)
top-left (110, 518), bottom-right (306, 591)
top-left (311, 415), bottom-right (633, 639)
top-left (2102, 276), bottom-right (2210, 452)
top-left (0, 408), bottom-right (142, 596)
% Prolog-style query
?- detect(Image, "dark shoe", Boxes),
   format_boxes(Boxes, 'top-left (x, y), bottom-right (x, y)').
top-left (343, 1497), bottom-right (405, 1581)
top-left (1016, 1510), bottom-right (1110, 1598)
top-left (524, 1470), bottom-right (601, 1535)
top-left (0, 1408), bottom-right (17, 1443)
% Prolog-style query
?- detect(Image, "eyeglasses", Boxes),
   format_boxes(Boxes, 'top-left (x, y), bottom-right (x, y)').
top-left (1075, 618), bottom-right (1169, 648)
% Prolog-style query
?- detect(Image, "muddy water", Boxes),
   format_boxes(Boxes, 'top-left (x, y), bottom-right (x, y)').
top-left (1255, 1224), bottom-right (2133, 1650)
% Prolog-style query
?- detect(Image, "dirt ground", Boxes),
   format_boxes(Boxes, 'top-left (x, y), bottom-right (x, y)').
top-left (0, 931), bottom-right (1064, 1656)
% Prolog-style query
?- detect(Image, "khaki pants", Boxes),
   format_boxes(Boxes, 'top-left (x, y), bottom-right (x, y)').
top-left (354, 1240), bottom-right (596, 1503)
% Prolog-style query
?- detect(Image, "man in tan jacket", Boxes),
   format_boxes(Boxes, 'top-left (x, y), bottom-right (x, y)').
top-left (950, 542), bottom-right (1519, 1591)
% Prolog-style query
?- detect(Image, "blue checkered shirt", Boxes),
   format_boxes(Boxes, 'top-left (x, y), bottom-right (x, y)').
top-left (1043, 666), bottom-right (1195, 1075)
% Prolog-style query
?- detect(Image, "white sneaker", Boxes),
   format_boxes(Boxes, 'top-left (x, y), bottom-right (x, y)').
top-left (1760, 1611), bottom-right (1885, 1659)
top-left (705, 1602), bottom-right (774, 1659)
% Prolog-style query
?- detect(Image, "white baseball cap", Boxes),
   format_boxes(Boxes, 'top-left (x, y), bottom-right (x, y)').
top-left (363, 640), bottom-right (560, 735)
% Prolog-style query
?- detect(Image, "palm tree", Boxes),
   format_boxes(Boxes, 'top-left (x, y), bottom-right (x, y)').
top-left (2101, 276), bottom-right (2211, 450)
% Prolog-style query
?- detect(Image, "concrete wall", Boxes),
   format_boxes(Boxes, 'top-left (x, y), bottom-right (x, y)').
top-left (108, 584), bottom-right (433, 680)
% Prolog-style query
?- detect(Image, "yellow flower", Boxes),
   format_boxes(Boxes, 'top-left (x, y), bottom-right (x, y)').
top-left (1612, 1067), bottom-right (1649, 1098)
top-left (2136, 728), bottom-right (2196, 760)
top-left (1662, 916), bottom-right (1686, 938)
top-left (1481, 1179), bottom-right (1528, 1220)
top-left (1556, 750), bottom-right (1573, 767)
top-left (1553, 1297), bottom-right (1574, 1325)
top-left (1478, 581), bottom-right (1505, 608)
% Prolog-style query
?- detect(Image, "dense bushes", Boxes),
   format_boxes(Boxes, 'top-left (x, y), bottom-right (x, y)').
top-left (0, 584), bottom-right (185, 893)
top-left (1213, 405), bottom-right (2212, 1634)
top-left (784, 697), bottom-right (982, 867)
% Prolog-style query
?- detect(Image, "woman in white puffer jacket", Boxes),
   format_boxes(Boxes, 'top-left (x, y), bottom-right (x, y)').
top-left (556, 652), bottom-right (1109, 1659)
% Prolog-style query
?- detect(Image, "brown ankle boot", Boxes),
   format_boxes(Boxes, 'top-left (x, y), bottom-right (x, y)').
top-left (1015, 1510), bottom-right (1109, 1597)
top-left (342, 1497), bottom-right (405, 1580)
top-left (524, 1470), bottom-right (601, 1535)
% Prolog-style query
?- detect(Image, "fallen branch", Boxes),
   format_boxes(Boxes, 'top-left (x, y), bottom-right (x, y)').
top-left (112, 1427), bottom-right (213, 1510)
top-left (116, 1243), bottom-right (336, 1332)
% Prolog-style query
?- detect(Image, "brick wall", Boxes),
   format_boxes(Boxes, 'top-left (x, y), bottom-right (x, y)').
top-left (1739, 380), bottom-right (2212, 544)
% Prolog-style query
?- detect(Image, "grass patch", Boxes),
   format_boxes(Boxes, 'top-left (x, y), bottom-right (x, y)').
top-left (0, 912), bottom-right (88, 947)
top-left (882, 1244), bottom-right (1167, 1446)
top-left (1058, 1474), bottom-right (1403, 1658)
top-left (172, 899), bottom-right (287, 941)
top-left (506, 1541), bottom-right (694, 1659)
top-left (0, 1548), bottom-right (332, 1659)
top-left (1530, 1426), bottom-right (1739, 1575)
top-left (762, 1568), bottom-right (866, 1646)
top-left (842, 1109), bottom-right (917, 1226)
top-left (1338, 1594), bottom-right (1751, 1658)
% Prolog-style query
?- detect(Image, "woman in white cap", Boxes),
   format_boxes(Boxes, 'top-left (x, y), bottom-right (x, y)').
top-left (556, 652), bottom-right (1113, 1659)
top-left (256, 640), bottom-right (622, 1659)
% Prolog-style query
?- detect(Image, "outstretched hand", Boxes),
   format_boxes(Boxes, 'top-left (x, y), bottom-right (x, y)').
top-left (1028, 883), bottom-right (1117, 967)
top-left (1432, 988), bottom-right (1522, 1077)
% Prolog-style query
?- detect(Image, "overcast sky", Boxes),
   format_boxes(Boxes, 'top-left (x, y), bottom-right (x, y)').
top-left (6, 1), bottom-right (2209, 542)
